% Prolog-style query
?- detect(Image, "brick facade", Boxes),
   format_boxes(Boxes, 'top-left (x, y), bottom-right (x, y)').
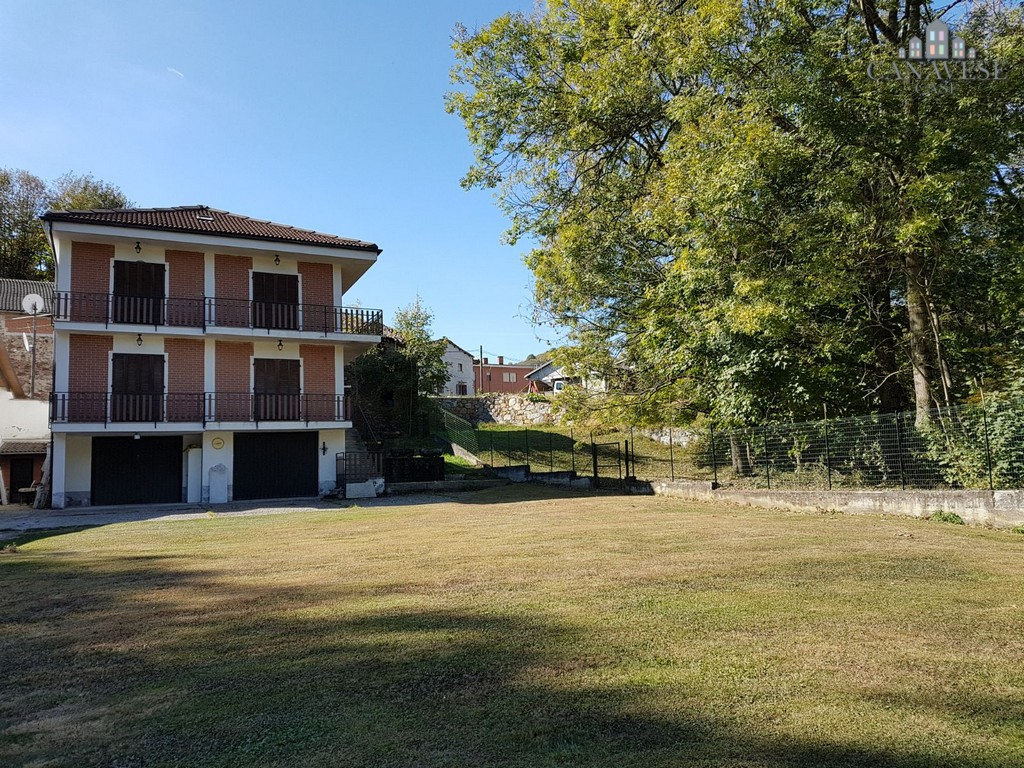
top-left (215, 341), bottom-right (252, 420)
top-left (68, 334), bottom-right (112, 420)
top-left (166, 250), bottom-right (205, 327)
top-left (214, 254), bottom-right (252, 327)
top-left (165, 338), bottom-right (205, 421)
top-left (70, 242), bottom-right (113, 322)
top-left (300, 343), bottom-right (336, 420)
top-left (298, 262), bottom-right (334, 333)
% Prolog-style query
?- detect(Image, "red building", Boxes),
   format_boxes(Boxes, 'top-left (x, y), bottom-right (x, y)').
top-left (474, 356), bottom-right (536, 394)
top-left (45, 206), bottom-right (382, 507)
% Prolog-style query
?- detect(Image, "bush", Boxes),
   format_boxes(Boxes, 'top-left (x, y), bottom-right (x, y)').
top-left (930, 511), bottom-right (966, 525)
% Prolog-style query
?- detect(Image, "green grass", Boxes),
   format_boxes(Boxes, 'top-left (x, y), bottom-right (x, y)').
top-left (2, 488), bottom-right (1023, 767)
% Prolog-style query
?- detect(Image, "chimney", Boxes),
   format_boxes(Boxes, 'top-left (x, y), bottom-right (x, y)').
top-left (498, 356), bottom-right (504, 365)
top-left (483, 357), bottom-right (489, 365)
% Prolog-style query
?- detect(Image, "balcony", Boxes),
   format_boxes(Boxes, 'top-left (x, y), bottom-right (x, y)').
top-left (51, 392), bottom-right (351, 426)
top-left (53, 292), bottom-right (383, 337)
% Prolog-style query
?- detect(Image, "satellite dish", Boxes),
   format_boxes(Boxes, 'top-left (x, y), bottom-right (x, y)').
top-left (21, 293), bottom-right (45, 315)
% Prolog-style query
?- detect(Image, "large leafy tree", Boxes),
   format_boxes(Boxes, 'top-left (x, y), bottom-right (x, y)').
top-left (448, 0), bottom-right (1024, 426)
top-left (393, 295), bottom-right (450, 396)
top-left (0, 169), bottom-right (129, 280)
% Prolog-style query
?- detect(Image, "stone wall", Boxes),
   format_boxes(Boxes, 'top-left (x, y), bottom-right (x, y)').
top-left (0, 311), bottom-right (54, 400)
top-left (434, 394), bottom-right (556, 425)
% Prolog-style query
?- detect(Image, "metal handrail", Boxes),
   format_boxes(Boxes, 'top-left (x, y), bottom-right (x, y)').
top-left (51, 391), bottom-right (352, 425)
top-left (53, 291), bottom-right (383, 336)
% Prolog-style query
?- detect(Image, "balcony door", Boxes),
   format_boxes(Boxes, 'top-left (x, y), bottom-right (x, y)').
top-left (113, 261), bottom-right (165, 325)
top-left (111, 353), bottom-right (164, 422)
top-left (252, 273), bottom-right (299, 330)
top-left (254, 358), bottom-right (300, 420)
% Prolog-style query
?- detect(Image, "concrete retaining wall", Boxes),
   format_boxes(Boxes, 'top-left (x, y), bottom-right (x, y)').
top-left (633, 480), bottom-right (1024, 529)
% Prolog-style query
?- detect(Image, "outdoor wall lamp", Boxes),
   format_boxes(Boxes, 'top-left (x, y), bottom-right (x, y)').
top-left (277, 339), bottom-right (284, 351)
top-left (134, 241), bottom-right (142, 254)
top-left (136, 333), bottom-right (143, 347)
top-left (321, 442), bottom-right (328, 456)
top-left (274, 254), bottom-right (280, 266)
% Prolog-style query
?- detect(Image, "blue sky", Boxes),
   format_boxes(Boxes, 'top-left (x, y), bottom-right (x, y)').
top-left (0, 0), bottom-right (557, 362)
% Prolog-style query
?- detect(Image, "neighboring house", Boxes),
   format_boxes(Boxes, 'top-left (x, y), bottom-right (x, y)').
top-left (474, 356), bottom-right (536, 394)
top-left (43, 205), bottom-right (382, 507)
top-left (525, 360), bottom-right (606, 393)
top-left (439, 339), bottom-right (475, 396)
top-left (0, 278), bottom-right (54, 504)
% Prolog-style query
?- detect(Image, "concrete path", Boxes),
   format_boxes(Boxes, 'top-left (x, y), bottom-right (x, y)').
top-left (0, 493), bottom-right (456, 535)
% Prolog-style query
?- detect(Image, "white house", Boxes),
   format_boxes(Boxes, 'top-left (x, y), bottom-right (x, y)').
top-left (440, 339), bottom-right (475, 395)
top-left (525, 360), bottom-right (606, 393)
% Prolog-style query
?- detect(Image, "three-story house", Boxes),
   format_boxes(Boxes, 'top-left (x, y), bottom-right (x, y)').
top-left (43, 206), bottom-right (382, 507)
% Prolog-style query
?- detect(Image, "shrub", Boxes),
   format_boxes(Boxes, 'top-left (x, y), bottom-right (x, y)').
top-left (930, 511), bottom-right (966, 525)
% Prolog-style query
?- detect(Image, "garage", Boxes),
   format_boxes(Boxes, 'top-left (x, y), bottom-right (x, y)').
top-left (91, 435), bottom-right (183, 505)
top-left (233, 431), bottom-right (318, 500)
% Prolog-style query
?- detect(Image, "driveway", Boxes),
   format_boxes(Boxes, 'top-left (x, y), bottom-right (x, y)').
top-left (0, 493), bottom-right (456, 535)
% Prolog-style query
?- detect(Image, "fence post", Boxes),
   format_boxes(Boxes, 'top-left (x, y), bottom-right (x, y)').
top-left (823, 404), bottom-right (832, 491)
top-left (591, 434), bottom-right (598, 487)
top-left (669, 429), bottom-right (675, 481)
top-left (508, 431), bottom-right (512, 467)
top-left (490, 431), bottom-right (494, 467)
top-left (549, 431), bottom-right (554, 472)
top-left (980, 393), bottom-right (994, 491)
top-left (525, 427), bottom-right (530, 470)
top-left (624, 439), bottom-right (630, 479)
top-left (571, 427), bottom-right (576, 475)
top-left (895, 412), bottom-right (907, 490)
top-left (763, 426), bottom-right (771, 490)
top-left (622, 430), bottom-right (630, 479)
top-left (710, 424), bottom-right (718, 487)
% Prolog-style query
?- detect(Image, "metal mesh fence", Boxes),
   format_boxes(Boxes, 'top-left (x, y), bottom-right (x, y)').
top-left (435, 398), bottom-right (1024, 491)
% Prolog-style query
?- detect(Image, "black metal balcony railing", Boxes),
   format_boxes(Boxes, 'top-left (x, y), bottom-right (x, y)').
top-left (54, 292), bottom-right (383, 336)
top-left (51, 392), bottom-right (351, 425)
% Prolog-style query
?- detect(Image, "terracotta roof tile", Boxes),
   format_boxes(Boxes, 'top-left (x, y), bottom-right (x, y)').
top-left (42, 206), bottom-right (380, 253)
top-left (0, 439), bottom-right (48, 455)
top-left (0, 279), bottom-right (55, 314)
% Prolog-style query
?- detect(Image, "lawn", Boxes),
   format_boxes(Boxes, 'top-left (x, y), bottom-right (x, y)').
top-left (2, 487), bottom-right (1023, 767)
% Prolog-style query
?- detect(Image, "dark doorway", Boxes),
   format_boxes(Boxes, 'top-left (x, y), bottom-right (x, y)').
top-left (10, 456), bottom-right (34, 503)
top-left (113, 261), bottom-right (166, 325)
top-left (91, 435), bottom-right (182, 505)
top-left (111, 354), bottom-right (165, 422)
top-left (233, 431), bottom-right (317, 500)
top-left (253, 358), bottom-right (300, 421)
top-left (252, 272), bottom-right (299, 330)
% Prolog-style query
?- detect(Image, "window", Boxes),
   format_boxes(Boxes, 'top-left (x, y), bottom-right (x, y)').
top-left (502, 372), bottom-right (517, 383)
top-left (254, 358), bottom-right (300, 420)
top-left (113, 261), bottom-right (165, 325)
top-left (554, 381), bottom-right (565, 392)
top-left (252, 272), bottom-right (299, 330)
top-left (111, 354), bottom-right (164, 422)
top-left (457, 363), bottom-right (463, 372)
top-left (456, 382), bottom-right (468, 395)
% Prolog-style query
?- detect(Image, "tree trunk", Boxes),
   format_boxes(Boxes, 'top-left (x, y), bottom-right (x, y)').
top-left (905, 247), bottom-right (934, 426)
top-left (730, 433), bottom-right (753, 475)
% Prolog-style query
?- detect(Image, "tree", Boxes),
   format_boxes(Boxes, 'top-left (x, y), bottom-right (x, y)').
top-left (393, 296), bottom-right (450, 396)
top-left (0, 169), bottom-right (130, 280)
top-left (448, 0), bottom-right (1024, 427)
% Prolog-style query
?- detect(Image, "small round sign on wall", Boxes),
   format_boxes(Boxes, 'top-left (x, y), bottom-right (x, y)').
top-left (211, 438), bottom-right (225, 450)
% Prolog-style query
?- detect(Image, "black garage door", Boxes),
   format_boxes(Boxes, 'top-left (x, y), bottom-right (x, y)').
top-left (92, 435), bottom-right (182, 505)
top-left (233, 432), bottom-right (317, 500)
